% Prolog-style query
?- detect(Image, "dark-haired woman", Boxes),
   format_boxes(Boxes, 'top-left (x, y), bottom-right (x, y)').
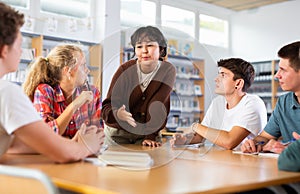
top-left (102, 26), bottom-right (176, 147)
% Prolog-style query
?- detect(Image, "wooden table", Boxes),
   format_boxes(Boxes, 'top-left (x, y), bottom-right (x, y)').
top-left (1, 143), bottom-right (300, 194)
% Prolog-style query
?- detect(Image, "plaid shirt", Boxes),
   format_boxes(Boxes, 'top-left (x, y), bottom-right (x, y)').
top-left (33, 83), bottom-right (102, 138)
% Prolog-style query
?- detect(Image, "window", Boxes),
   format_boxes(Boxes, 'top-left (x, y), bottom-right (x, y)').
top-left (199, 14), bottom-right (228, 48)
top-left (1, 0), bottom-right (29, 9)
top-left (40, 0), bottom-right (90, 18)
top-left (161, 5), bottom-right (195, 38)
top-left (121, 0), bottom-right (156, 28)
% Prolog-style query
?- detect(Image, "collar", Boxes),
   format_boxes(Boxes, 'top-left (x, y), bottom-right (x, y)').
top-left (54, 85), bottom-right (66, 102)
top-left (56, 86), bottom-right (81, 104)
top-left (291, 93), bottom-right (300, 109)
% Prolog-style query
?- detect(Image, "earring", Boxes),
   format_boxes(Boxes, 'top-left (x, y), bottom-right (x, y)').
top-left (235, 86), bottom-right (238, 89)
top-left (67, 69), bottom-right (71, 80)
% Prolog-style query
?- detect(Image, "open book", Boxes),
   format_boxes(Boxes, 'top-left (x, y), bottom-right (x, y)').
top-left (232, 151), bottom-right (279, 158)
top-left (98, 151), bottom-right (153, 168)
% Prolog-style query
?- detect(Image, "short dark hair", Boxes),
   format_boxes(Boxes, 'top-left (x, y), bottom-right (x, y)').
top-left (218, 58), bottom-right (255, 92)
top-left (278, 41), bottom-right (300, 72)
top-left (130, 26), bottom-right (167, 60)
top-left (0, 2), bottom-right (24, 50)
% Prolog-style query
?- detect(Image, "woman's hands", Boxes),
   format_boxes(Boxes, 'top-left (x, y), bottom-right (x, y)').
top-left (72, 91), bottom-right (93, 111)
top-left (117, 105), bottom-right (137, 127)
top-left (117, 105), bottom-right (162, 147)
top-left (142, 139), bottom-right (161, 147)
top-left (73, 124), bottom-right (105, 155)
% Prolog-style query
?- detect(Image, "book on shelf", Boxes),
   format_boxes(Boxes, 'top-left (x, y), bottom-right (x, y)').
top-left (21, 48), bottom-right (36, 60)
top-left (194, 85), bottom-right (202, 96)
top-left (3, 69), bottom-right (26, 83)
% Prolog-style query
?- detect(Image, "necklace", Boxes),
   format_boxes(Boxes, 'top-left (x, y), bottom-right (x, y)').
top-left (139, 62), bottom-right (160, 88)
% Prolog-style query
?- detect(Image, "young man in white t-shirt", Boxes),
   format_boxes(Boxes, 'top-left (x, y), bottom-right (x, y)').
top-left (172, 58), bottom-right (267, 150)
top-left (0, 2), bottom-right (104, 163)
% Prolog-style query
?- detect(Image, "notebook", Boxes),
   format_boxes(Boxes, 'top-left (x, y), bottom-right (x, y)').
top-left (232, 151), bottom-right (279, 158)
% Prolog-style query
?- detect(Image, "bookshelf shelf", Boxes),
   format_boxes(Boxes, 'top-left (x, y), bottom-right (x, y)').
top-left (20, 59), bottom-right (32, 64)
top-left (249, 60), bottom-right (280, 117)
top-left (4, 31), bottom-right (102, 92)
top-left (167, 55), bottom-right (205, 131)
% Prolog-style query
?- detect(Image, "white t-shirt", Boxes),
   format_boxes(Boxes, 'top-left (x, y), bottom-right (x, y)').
top-left (201, 94), bottom-right (267, 149)
top-left (0, 80), bottom-right (41, 157)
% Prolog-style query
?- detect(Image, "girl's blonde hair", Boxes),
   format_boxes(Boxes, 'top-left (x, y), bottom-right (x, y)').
top-left (23, 44), bottom-right (84, 101)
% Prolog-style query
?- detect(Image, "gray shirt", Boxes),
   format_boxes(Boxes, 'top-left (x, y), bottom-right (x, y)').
top-left (264, 92), bottom-right (300, 142)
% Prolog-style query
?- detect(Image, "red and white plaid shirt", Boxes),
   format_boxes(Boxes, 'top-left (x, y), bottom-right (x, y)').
top-left (33, 83), bottom-right (102, 138)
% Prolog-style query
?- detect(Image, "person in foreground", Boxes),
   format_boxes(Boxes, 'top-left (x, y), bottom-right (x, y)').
top-left (23, 44), bottom-right (102, 139)
top-left (172, 58), bottom-right (267, 150)
top-left (241, 41), bottom-right (300, 156)
top-left (278, 132), bottom-right (300, 172)
top-left (0, 2), bottom-right (104, 163)
top-left (101, 26), bottom-right (176, 147)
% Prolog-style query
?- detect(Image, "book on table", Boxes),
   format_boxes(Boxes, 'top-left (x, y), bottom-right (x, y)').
top-left (98, 151), bottom-right (153, 168)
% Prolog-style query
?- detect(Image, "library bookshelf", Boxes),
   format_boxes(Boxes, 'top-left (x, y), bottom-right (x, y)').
top-left (3, 31), bottom-right (102, 92)
top-left (249, 60), bottom-right (283, 118)
top-left (167, 55), bottom-right (205, 131)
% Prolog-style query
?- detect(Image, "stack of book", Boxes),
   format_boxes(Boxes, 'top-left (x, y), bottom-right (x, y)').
top-left (98, 151), bottom-right (153, 169)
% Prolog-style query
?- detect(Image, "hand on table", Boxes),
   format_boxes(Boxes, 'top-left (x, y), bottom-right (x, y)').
top-left (170, 132), bottom-right (196, 147)
top-left (241, 138), bottom-right (289, 154)
top-left (262, 132), bottom-right (300, 153)
top-left (76, 124), bottom-right (105, 155)
top-left (170, 133), bottom-right (187, 147)
top-left (292, 132), bottom-right (300, 140)
top-left (262, 139), bottom-right (291, 154)
top-left (142, 139), bottom-right (161, 147)
top-left (241, 139), bottom-right (263, 153)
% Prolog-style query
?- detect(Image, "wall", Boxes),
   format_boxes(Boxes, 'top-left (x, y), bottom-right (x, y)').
top-left (98, 0), bottom-right (248, 111)
top-left (20, 0), bottom-right (99, 43)
top-left (21, 0), bottom-right (299, 111)
top-left (98, 0), bottom-right (121, 98)
top-left (147, 0), bottom-right (233, 111)
top-left (231, 0), bottom-right (300, 62)
top-left (18, 0), bottom-right (121, 98)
